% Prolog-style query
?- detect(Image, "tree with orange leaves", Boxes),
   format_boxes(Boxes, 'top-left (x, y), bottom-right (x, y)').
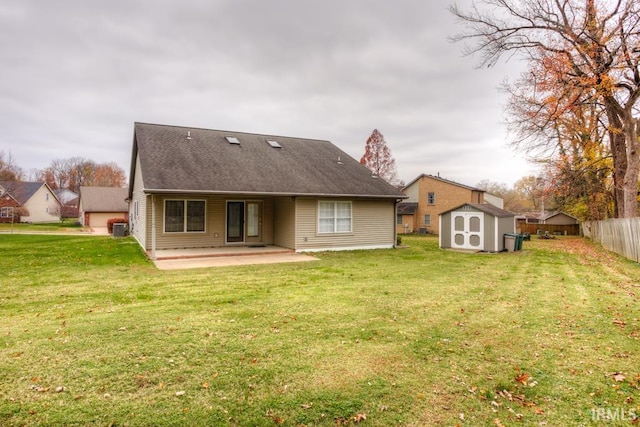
top-left (451, 0), bottom-right (640, 217)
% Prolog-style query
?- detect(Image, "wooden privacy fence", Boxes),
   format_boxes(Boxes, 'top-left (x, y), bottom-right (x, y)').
top-left (518, 223), bottom-right (581, 236)
top-left (582, 218), bottom-right (640, 263)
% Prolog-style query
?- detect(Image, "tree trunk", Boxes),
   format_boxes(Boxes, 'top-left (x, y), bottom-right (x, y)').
top-left (606, 104), bottom-right (627, 218)
top-left (622, 117), bottom-right (639, 218)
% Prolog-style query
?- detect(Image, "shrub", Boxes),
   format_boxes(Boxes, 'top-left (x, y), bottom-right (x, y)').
top-left (106, 218), bottom-right (128, 234)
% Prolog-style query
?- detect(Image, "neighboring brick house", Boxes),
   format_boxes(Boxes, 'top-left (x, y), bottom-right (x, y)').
top-left (0, 181), bottom-right (61, 223)
top-left (398, 174), bottom-right (503, 235)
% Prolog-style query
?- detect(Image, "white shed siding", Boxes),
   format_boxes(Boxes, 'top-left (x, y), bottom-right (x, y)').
top-left (295, 198), bottom-right (395, 251)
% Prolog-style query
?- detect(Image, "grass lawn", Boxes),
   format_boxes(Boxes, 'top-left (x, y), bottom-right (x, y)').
top-left (0, 220), bottom-right (87, 234)
top-left (1, 235), bottom-right (639, 426)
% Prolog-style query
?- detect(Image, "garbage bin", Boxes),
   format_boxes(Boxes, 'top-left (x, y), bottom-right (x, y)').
top-left (504, 233), bottom-right (516, 252)
top-left (515, 234), bottom-right (524, 251)
top-left (113, 223), bottom-right (127, 237)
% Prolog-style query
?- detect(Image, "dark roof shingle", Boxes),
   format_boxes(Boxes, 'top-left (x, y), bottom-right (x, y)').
top-left (0, 181), bottom-right (46, 205)
top-left (131, 123), bottom-right (405, 198)
top-left (79, 187), bottom-right (129, 212)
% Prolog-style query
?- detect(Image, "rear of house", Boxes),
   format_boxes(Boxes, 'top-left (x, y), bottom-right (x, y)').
top-left (128, 123), bottom-right (405, 258)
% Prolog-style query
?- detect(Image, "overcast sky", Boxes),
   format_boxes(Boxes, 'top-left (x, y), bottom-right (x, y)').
top-left (0, 0), bottom-right (537, 188)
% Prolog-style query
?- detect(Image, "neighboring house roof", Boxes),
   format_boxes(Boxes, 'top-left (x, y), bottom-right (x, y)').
top-left (54, 189), bottom-right (79, 204)
top-left (0, 181), bottom-right (55, 205)
top-left (440, 203), bottom-right (515, 218)
top-left (402, 174), bottom-right (485, 193)
top-left (539, 211), bottom-right (579, 222)
top-left (79, 187), bottom-right (129, 212)
top-left (129, 122), bottom-right (405, 199)
top-left (397, 202), bottom-right (418, 215)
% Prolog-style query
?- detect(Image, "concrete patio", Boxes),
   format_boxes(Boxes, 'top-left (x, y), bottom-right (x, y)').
top-left (150, 245), bottom-right (319, 270)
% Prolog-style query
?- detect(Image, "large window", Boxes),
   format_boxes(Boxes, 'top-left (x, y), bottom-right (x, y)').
top-left (165, 200), bottom-right (205, 233)
top-left (318, 201), bottom-right (352, 233)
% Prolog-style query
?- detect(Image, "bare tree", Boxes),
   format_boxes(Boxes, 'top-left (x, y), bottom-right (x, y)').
top-left (38, 157), bottom-right (126, 192)
top-left (0, 150), bottom-right (24, 181)
top-left (451, 0), bottom-right (640, 217)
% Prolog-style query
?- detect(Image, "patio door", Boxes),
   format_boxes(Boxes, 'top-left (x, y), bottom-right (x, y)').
top-left (226, 201), bottom-right (262, 244)
top-left (451, 211), bottom-right (484, 250)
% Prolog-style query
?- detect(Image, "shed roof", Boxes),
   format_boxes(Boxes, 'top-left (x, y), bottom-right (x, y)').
top-left (129, 122), bottom-right (405, 199)
top-left (79, 187), bottom-right (129, 212)
top-left (440, 203), bottom-right (515, 218)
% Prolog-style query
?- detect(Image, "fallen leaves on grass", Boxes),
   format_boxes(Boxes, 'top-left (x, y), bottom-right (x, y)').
top-left (613, 372), bottom-right (626, 382)
top-left (515, 372), bottom-right (530, 386)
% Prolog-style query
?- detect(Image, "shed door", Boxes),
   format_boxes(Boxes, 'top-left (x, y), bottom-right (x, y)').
top-left (451, 212), bottom-right (484, 250)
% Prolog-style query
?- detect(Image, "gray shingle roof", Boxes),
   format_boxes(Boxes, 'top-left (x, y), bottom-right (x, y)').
top-left (397, 202), bottom-right (418, 215)
top-left (130, 123), bottom-right (405, 198)
top-left (79, 187), bottom-right (129, 212)
top-left (0, 181), bottom-right (46, 205)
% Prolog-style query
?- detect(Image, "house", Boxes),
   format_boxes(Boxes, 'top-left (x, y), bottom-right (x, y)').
top-left (78, 186), bottom-right (129, 228)
top-left (127, 122), bottom-right (406, 258)
top-left (0, 181), bottom-right (61, 223)
top-left (396, 202), bottom-right (418, 234)
top-left (439, 203), bottom-right (516, 252)
top-left (539, 211), bottom-right (579, 225)
top-left (399, 174), bottom-right (503, 235)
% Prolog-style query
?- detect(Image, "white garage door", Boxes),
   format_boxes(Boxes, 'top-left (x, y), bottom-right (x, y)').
top-left (451, 212), bottom-right (484, 250)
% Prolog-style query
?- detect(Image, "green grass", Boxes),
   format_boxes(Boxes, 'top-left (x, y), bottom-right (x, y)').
top-left (0, 220), bottom-right (85, 234)
top-left (1, 235), bottom-right (639, 426)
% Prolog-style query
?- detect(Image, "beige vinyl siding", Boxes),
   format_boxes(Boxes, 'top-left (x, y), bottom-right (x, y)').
top-left (22, 185), bottom-right (60, 223)
top-left (295, 198), bottom-right (395, 251)
top-left (88, 212), bottom-right (127, 228)
top-left (130, 155), bottom-right (148, 249)
top-left (403, 182), bottom-right (419, 203)
top-left (274, 196), bottom-right (296, 249)
top-left (146, 195), bottom-right (275, 250)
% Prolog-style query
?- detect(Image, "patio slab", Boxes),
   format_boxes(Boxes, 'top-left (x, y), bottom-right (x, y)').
top-left (153, 252), bottom-right (318, 270)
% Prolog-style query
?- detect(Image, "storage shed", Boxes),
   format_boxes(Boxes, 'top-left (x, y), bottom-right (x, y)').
top-left (439, 203), bottom-right (515, 252)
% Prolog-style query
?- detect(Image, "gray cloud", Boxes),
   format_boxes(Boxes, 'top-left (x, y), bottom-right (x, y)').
top-left (0, 0), bottom-right (535, 186)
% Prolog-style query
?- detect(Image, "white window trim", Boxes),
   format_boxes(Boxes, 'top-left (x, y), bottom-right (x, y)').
top-left (424, 214), bottom-right (431, 226)
top-left (163, 199), bottom-right (207, 234)
top-left (317, 200), bottom-right (352, 234)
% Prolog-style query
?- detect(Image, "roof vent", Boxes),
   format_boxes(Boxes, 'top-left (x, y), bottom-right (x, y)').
top-left (266, 140), bottom-right (282, 148)
top-left (337, 156), bottom-right (343, 165)
top-left (186, 130), bottom-right (192, 140)
top-left (225, 136), bottom-right (240, 144)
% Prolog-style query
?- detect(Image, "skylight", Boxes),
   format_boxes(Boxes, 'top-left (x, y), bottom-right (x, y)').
top-left (266, 140), bottom-right (282, 148)
top-left (225, 136), bottom-right (240, 144)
